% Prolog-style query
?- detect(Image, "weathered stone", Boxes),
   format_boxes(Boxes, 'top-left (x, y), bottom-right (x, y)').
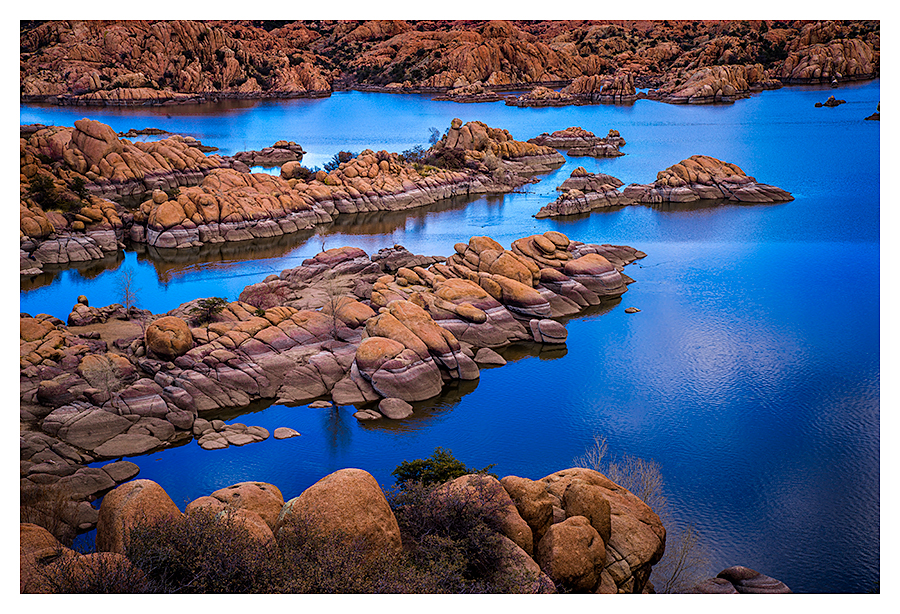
top-left (96, 479), bottom-right (182, 554)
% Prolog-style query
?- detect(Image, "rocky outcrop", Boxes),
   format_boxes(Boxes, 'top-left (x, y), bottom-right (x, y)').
top-left (21, 232), bottom-right (643, 479)
top-left (649, 64), bottom-right (782, 104)
top-left (432, 81), bottom-right (504, 103)
top-left (508, 74), bottom-right (638, 107)
top-left (21, 20), bottom-right (878, 107)
top-left (622, 155), bottom-right (794, 204)
top-left (776, 34), bottom-right (876, 84)
top-left (691, 566), bottom-right (792, 594)
top-left (536, 167), bottom-right (634, 218)
top-left (815, 95), bottom-right (846, 107)
top-left (23, 463), bottom-right (665, 593)
top-left (528, 127), bottom-right (625, 158)
top-left (231, 141), bottom-right (306, 167)
top-left (433, 117), bottom-right (566, 175)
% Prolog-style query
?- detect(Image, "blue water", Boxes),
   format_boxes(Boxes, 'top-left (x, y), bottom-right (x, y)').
top-left (20, 80), bottom-right (880, 593)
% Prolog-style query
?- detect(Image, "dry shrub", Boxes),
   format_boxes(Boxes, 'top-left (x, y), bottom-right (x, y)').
top-left (20, 483), bottom-right (79, 547)
top-left (574, 434), bottom-right (711, 593)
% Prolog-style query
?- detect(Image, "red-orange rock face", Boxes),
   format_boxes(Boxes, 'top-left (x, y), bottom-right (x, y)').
top-left (21, 20), bottom-right (878, 104)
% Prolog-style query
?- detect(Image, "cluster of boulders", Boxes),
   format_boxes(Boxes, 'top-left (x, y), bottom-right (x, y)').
top-left (231, 141), bottom-right (306, 167)
top-left (21, 118), bottom-right (566, 269)
top-left (507, 74), bottom-right (638, 107)
top-left (21, 231), bottom-right (643, 477)
top-left (536, 167), bottom-right (633, 219)
top-left (621, 155), bottom-right (795, 204)
top-left (647, 64), bottom-right (782, 104)
top-left (528, 127), bottom-right (625, 158)
top-left (432, 81), bottom-right (504, 103)
top-left (815, 95), bottom-right (846, 107)
top-left (21, 465), bottom-right (667, 594)
top-left (535, 156), bottom-right (793, 218)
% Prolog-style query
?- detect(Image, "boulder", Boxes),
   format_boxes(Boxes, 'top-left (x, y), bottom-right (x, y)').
top-left (209, 481), bottom-right (285, 530)
top-left (145, 316), bottom-right (192, 360)
top-left (274, 468), bottom-right (402, 555)
top-left (378, 397), bottom-right (414, 419)
top-left (535, 515), bottom-right (606, 591)
top-left (96, 479), bottom-right (182, 554)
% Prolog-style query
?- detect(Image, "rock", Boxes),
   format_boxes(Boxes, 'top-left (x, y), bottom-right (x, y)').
top-left (528, 127), bottom-right (626, 157)
top-left (274, 427), bottom-right (301, 439)
top-left (714, 566), bottom-right (793, 594)
top-left (535, 515), bottom-right (606, 591)
top-left (474, 347), bottom-right (507, 366)
top-left (378, 397), bottom-right (414, 419)
top-left (144, 316), bottom-right (193, 360)
top-left (308, 400), bottom-right (333, 408)
top-left (209, 481), bottom-right (285, 529)
top-left (624, 307), bottom-right (640, 313)
top-left (20, 523), bottom-right (74, 593)
top-left (96, 479), bottom-right (183, 554)
top-left (500, 475), bottom-right (554, 544)
top-left (274, 468), bottom-right (402, 555)
top-left (691, 577), bottom-right (740, 593)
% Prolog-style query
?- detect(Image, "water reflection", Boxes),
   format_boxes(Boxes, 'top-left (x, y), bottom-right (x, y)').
top-left (20, 251), bottom-right (126, 292)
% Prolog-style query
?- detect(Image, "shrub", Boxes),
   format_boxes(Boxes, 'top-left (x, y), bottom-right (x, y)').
top-left (35, 551), bottom-right (151, 594)
top-left (124, 508), bottom-right (277, 593)
top-left (387, 479), bottom-right (532, 593)
top-left (189, 297), bottom-right (228, 325)
top-left (323, 150), bottom-right (355, 172)
top-left (574, 435), bottom-right (710, 593)
top-left (392, 447), bottom-right (496, 488)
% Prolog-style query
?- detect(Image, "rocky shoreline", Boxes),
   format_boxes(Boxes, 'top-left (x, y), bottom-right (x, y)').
top-left (20, 117), bottom-right (564, 274)
top-left (21, 229), bottom-right (644, 540)
top-left (22, 465), bottom-right (667, 594)
top-left (20, 20), bottom-right (878, 110)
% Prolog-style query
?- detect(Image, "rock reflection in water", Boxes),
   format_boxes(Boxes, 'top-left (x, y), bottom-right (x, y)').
top-left (20, 251), bottom-right (126, 292)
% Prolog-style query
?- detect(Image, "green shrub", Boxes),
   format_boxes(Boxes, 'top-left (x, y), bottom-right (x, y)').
top-left (189, 297), bottom-right (228, 325)
top-left (392, 447), bottom-right (496, 488)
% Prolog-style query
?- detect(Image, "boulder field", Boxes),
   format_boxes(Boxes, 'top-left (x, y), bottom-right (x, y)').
top-left (21, 466), bottom-right (667, 594)
top-left (21, 118), bottom-right (562, 272)
top-left (21, 230), bottom-right (644, 538)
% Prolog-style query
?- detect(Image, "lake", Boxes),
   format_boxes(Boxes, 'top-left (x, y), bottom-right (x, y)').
top-left (19, 80), bottom-right (880, 593)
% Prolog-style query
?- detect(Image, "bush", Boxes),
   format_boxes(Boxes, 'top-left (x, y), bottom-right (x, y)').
top-left (425, 147), bottom-right (467, 171)
top-left (124, 508), bottom-right (277, 593)
top-left (392, 447), bottom-right (496, 488)
top-left (388, 479), bottom-right (529, 592)
top-left (574, 435), bottom-right (710, 593)
top-left (189, 297), bottom-right (228, 325)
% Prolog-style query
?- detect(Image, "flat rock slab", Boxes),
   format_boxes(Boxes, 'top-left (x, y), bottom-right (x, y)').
top-left (274, 427), bottom-right (301, 440)
top-left (379, 397), bottom-right (414, 420)
top-left (308, 400), bottom-right (332, 409)
top-left (474, 347), bottom-right (507, 366)
top-left (94, 434), bottom-right (163, 458)
top-left (353, 409), bottom-right (382, 421)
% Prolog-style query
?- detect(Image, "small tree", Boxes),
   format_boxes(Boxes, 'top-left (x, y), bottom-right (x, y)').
top-left (428, 126), bottom-right (441, 146)
top-left (190, 297), bottom-right (228, 325)
top-left (117, 266), bottom-right (140, 313)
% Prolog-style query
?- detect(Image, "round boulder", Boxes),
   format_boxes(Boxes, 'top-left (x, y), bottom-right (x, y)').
top-left (96, 479), bottom-right (182, 554)
top-left (273, 468), bottom-right (401, 555)
top-left (535, 515), bottom-right (606, 592)
top-left (209, 481), bottom-right (285, 530)
top-left (144, 316), bottom-right (192, 360)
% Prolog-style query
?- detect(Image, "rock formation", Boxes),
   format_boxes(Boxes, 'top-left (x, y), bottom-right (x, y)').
top-left (648, 64), bottom-right (782, 104)
top-left (622, 155), bottom-right (794, 204)
top-left (432, 81), bottom-right (504, 103)
top-left (528, 127), bottom-right (626, 157)
top-left (536, 167), bottom-right (635, 218)
top-left (815, 95), bottom-right (846, 107)
top-left (21, 20), bottom-right (878, 107)
top-left (22, 464), bottom-right (667, 593)
top-left (20, 231), bottom-right (645, 527)
top-left (691, 566), bottom-right (792, 594)
top-left (21, 118), bottom-right (563, 267)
